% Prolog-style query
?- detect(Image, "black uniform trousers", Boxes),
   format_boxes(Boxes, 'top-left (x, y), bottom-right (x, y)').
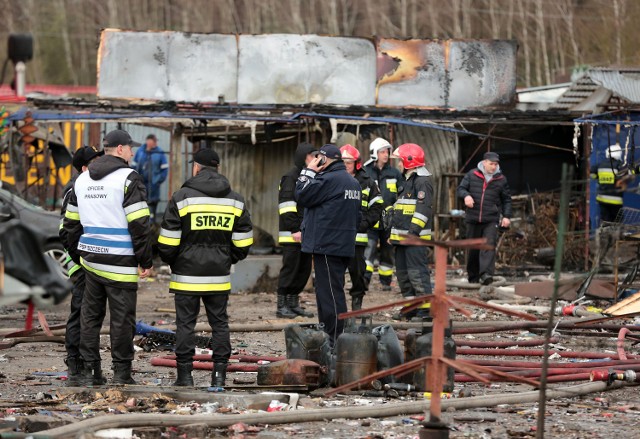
top-left (277, 245), bottom-right (312, 297)
top-left (174, 293), bottom-right (231, 365)
top-left (395, 245), bottom-right (432, 298)
top-left (80, 272), bottom-right (137, 364)
top-left (313, 253), bottom-right (349, 347)
top-left (64, 270), bottom-right (85, 359)
top-left (365, 229), bottom-right (394, 286)
top-left (465, 221), bottom-right (499, 282)
top-left (347, 245), bottom-right (367, 298)
top-left (599, 202), bottom-right (621, 223)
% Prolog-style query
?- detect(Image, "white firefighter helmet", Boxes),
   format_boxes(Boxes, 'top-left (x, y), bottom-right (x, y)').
top-left (368, 138), bottom-right (392, 161)
top-left (606, 144), bottom-right (622, 160)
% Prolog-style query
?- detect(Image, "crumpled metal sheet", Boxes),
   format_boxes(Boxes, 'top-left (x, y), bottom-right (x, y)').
top-left (237, 34), bottom-right (376, 105)
top-left (589, 68), bottom-right (640, 104)
top-left (376, 39), bottom-right (516, 108)
top-left (98, 29), bottom-right (237, 102)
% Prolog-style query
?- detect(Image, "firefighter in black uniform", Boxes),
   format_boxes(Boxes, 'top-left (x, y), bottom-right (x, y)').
top-left (158, 148), bottom-right (253, 388)
top-left (363, 137), bottom-right (403, 290)
top-left (275, 142), bottom-right (318, 318)
top-left (340, 144), bottom-right (383, 310)
top-left (295, 144), bottom-right (361, 346)
top-left (457, 151), bottom-right (512, 285)
top-left (59, 145), bottom-right (104, 385)
top-left (390, 143), bottom-right (434, 310)
top-left (63, 130), bottom-right (153, 385)
top-left (590, 144), bottom-right (627, 223)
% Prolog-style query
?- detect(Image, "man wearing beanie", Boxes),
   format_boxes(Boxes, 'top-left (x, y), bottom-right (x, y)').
top-left (158, 148), bottom-right (253, 389)
top-left (59, 145), bottom-right (103, 385)
top-left (457, 151), bottom-right (512, 286)
top-left (295, 144), bottom-right (361, 346)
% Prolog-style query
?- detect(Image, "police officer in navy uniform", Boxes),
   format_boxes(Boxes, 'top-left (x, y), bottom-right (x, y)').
top-left (295, 144), bottom-right (361, 346)
top-left (59, 146), bottom-right (104, 385)
top-left (63, 129), bottom-right (153, 385)
top-left (389, 143), bottom-right (434, 307)
top-left (158, 148), bottom-right (253, 388)
top-left (275, 142), bottom-right (318, 318)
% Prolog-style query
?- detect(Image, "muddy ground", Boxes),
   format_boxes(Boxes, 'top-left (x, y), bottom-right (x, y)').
top-left (1, 261), bottom-right (640, 438)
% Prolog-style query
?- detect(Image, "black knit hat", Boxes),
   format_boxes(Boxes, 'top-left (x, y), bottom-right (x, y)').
top-left (72, 146), bottom-right (104, 172)
top-left (190, 148), bottom-right (220, 167)
top-left (483, 151), bottom-right (500, 162)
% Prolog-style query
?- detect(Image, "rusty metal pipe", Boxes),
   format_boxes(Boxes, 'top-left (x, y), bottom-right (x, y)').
top-left (31, 382), bottom-right (631, 438)
top-left (454, 337), bottom-right (558, 348)
top-left (464, 358), bottom-right (640, 369)
top-left (456, 348), bottom-right (638, 360)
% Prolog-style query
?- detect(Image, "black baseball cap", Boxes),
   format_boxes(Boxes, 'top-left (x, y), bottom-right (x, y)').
top-left (483, 151), bottom-right (500, 162)
top-left (103, 129), bottom-right (141, 148)
top-left (189, 148), bottom-right (220, 167)
top-left (318, 144), bottom-right (342, 160)
top-left (72, 145), bottom-right (104, 172)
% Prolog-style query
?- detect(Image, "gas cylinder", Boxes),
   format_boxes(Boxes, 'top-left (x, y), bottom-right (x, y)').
top-left (414, 326), bottom-right (456, 392)
top-left (402, 328), bottom-right (420, 385)
top-left (335, 317), bottom-right (378, 388)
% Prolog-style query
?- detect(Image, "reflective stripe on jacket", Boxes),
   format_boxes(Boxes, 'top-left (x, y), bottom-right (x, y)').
top-left (389, 167), bottom-right (434, 245)
top-left (158, 167), bottom-right (253, 295)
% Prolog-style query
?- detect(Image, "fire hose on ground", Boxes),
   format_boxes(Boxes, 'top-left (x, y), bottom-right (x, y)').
top-left (8, 381), bottom-right (632, 439)
top-left (150, 354), bottom-right (285, 372)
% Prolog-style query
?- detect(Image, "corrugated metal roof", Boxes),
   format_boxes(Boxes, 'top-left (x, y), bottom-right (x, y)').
top-left (589, 68), bottom-right (640, 104)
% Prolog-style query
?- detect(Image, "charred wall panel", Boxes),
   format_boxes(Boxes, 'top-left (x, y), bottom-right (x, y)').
top-left (98, 30), bottom-right (237, 102)
top-left (376, 39), bottom-right (517, 108)
top-left (237, 34), bottom-right (376, 105)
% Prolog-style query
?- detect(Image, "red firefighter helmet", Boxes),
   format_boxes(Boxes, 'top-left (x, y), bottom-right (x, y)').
top-left (340, 144), bottom-right (362, 170)
top-left (392, 143), bottom-right (425, 169)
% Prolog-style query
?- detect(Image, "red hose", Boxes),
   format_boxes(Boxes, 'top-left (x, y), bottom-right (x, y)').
top-left (455, 365), bottom-right (640, 383)
top-left (456, 348), bottom-right (638, 360)
top-left (617, 328), bottom-right (631, 361)
top-left (150, 354), bottom-right (285, 371)
top-left (150, 357), bottom-right (259, 372)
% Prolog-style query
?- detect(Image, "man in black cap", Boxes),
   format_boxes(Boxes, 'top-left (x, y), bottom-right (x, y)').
top-left (295, 144), bottom-right (361, 345)
top-left (59, 146), bottom-right (103, 385)
top-left (158, 148), bottom-right (253, 389)
top-left (275, 142), bottom-right (318, 318)
top-left (457, 151), bottom-right (512, 285)
top-left (63, 129), bottom-right (153, 385)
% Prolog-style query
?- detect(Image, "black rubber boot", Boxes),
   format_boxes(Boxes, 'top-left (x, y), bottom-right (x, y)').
top-left (212, 362), bottom-right (228, 388)
top-left (79, 361), bottom-right (106, 386)
top-left (286, 295), bottom-right (314, 317)
top-left (276, 295), bottom-right (297, 318)
top-left (173, 362), bottom-right (194, 386)
top-left (351, 295), bottom-right (363, 311)
top-left (65, 357), bottom-right (83, 386)
top-left (112, 362), bottom-right (136, 385)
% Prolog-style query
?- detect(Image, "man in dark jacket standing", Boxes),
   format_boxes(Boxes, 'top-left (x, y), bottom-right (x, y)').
top-left (275, 142), bottom-right (318, 318)
top-left (59, 145), bottom-right (103, 385)
top-left (457, 151), bottom-right (512, 285)
top-left (158, 148), bottom-right (253, 388)
top-left (340, 144), bottom-right (383, 310)
top-left (363, 137), bottom-right (403, 290)
top-left (63, 130), bottom-right (153, 385)
top-left (295, 144), bottom-right (361, 346)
